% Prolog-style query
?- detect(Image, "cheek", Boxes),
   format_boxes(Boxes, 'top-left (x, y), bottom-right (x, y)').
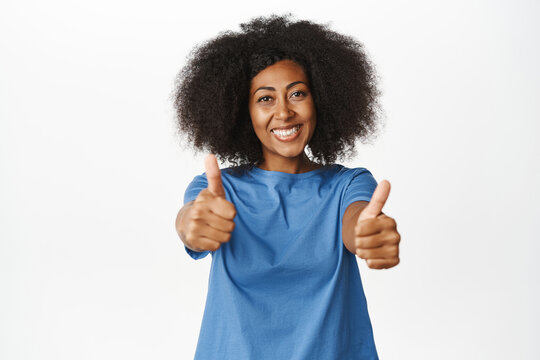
top-left (302, 105), bottom-right (317, 131)
top-left (249, 120), bottom-right (265, 145)
top-left (305, 112), bottom-right (317, 141)
top-left (250, 122), bottom-right (267, 146)
top-left (249, 108), bottom-right (268, 132)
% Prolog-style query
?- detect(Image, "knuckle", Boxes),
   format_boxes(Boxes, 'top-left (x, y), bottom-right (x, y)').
top-left (361, 238), bottom-right (372, 249)
top-left (384, 231), bottom-right (400, 244)
top-left (210, 242), bottom-right (221, 251)
top-left (188, 221), bottom-right (200, 234)
top-left (358, 237), bottom-right (373, 248)
top-left (223, 233), bottom-right (232, 243)
top-left (186, 234), bottom-right (199, 249)
top-left (190, 207), bottom-right (203, 220)
top-left (195, 190), bottom-right (209, 202)
top-left (228, 204), bottom-right (237, 219)
top-left (186, 222), bottom-right (195, 235)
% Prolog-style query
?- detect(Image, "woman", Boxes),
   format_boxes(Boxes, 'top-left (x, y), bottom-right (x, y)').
top-left (174, 15), bottom-right (400, 360)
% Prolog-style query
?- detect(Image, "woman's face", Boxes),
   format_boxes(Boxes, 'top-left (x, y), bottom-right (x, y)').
top-left (248, 59), bottom-right (316, 166)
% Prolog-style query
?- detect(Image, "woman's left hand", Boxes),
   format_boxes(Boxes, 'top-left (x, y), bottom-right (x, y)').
top-left (354, 180), bottom-right (401, 269)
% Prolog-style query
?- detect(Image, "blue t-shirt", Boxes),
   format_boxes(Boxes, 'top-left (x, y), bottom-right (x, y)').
top-left (184, 164), bottom-right (379, 360)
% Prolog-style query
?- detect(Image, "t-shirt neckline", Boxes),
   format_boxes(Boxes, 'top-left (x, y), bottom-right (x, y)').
top-left (249, 164), bottom-right (339, 179)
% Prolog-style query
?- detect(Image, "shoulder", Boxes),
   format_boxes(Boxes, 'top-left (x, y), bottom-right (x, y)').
top-left (332, 164), bottom-right (375, 181)
top-left (332, 164), bottom-right (378, 199)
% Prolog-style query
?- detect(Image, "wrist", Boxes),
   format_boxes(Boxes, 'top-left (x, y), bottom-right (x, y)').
top-left (342, 201), bottom-right (369, 254)
top-left (176, 201), bottom-right (194, 247)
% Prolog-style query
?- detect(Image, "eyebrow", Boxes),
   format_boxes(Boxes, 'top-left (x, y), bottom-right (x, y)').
top-left (253, 81), bottom-right (307, 94)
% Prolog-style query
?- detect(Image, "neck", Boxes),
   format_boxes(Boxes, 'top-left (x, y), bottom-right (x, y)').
top-left (257, 152), bottom-right (321, 174)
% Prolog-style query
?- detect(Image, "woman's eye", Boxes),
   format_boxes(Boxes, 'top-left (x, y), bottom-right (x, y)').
top-left (258, 96), bottom-right (272, 102)
top-left (291, 91), bottom-right (306, 98)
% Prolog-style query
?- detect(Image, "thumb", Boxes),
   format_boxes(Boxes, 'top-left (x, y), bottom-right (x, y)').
top-left (358, 180), bottom-right (391, 221)
top-left (205, 154), bottom-right (226, 197)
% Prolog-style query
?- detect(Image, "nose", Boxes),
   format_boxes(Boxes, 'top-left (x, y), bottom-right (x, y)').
top-left (274, 99), bottom-right (294, 121)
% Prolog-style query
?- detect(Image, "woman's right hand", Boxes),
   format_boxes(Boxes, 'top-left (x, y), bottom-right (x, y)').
top-left (176, 154), bottom-right (237, 252)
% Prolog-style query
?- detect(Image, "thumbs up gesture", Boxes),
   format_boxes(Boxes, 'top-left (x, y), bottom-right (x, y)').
top-left (354, 180), bottom-right (401, 269)
top-left (178, 154), bottom-right (237, 252)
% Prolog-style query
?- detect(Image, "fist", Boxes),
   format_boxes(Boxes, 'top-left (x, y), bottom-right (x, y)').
top-left (181, 154), bottom-right (237, 252)
top-left (355, 180), bottom-right (401, 269)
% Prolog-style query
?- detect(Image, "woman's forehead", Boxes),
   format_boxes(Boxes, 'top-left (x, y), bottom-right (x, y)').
top-left (250, 60), bottom-right (309, 91)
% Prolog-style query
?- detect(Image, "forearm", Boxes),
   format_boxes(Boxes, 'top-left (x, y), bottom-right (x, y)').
top-left (342, 201), bottom-right (369, 254)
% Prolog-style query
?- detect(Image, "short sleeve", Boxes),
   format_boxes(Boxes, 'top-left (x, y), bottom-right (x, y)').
top-left (184, 174), bottom-right (208, 205)
top-left (342, 168), bottom-right (378, 211)
top-left (183, 174), bottom-right (211, 260)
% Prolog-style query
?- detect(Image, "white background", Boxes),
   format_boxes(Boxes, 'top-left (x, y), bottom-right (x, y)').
top-left (1, 0), bottom-right (539, 359)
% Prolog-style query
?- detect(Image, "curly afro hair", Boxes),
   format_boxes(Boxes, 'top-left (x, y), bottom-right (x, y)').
top-left (174, 14), bottom-right (381, 167)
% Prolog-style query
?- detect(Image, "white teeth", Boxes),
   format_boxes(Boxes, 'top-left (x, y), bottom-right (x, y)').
top-left (272, 125), bottom-right (300, 137)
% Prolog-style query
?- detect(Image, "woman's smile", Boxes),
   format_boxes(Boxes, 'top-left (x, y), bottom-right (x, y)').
top-left (271, 124), bottom-right (303, 141)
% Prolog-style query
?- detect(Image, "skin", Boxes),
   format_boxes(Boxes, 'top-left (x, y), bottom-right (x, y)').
top-left (176, 60), bottom-right (400, 269)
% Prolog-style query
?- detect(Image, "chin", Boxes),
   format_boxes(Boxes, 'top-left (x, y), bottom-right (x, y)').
top-left (274, 147), bottom-right (306, 158)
